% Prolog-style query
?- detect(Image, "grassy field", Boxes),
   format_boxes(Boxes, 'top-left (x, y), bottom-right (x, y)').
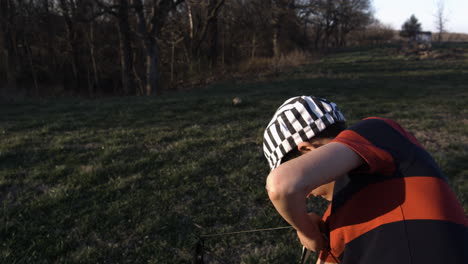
top-left (1, 44), bottom-right (467, 263)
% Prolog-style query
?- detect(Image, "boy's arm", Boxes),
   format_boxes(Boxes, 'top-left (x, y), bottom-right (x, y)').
top-left (266, 142), bottom-right (364, 252)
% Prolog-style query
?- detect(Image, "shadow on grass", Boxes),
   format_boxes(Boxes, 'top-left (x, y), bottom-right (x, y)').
top-left (1, 44), bottom-right (467, 263)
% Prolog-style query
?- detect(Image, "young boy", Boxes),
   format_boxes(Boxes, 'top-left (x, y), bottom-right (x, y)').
top-left (263, 96), bottom-right (467, 264)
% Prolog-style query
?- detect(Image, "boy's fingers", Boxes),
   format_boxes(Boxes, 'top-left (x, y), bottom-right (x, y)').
top-left (297, 229), bottom-right (326, 252)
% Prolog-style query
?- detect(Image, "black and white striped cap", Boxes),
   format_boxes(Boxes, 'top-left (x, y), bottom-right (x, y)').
top-left (263, 96), bottom-right (346, 170)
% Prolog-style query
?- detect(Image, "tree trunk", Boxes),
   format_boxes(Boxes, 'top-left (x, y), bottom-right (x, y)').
top-left (187, 0), bottom-right (194, 40)
top-left (314, 26), bottom-right (323, 50)
top-left (191, 0), bottom-right (224, 64)
top-left (271, 0), bottom-right (293, 57)
top-left (0, 0), bottom-right (18, 91)
top-left (187, 0), bottom-right (195, 72)
top-left (134, 0), bottom-right (184, 95)
top-left (271, 3), bottom-right (281, 57)
top-left (170, 37), bottom-right (183, 84)
top-left (88, 22), bottom-right (99, 97)
top-left (59, 0), bottom-right (87, 96)
top-left (25, 39), bottom-right (39, 96)
top-left (43, 0), bottom-right (58, 81)
top-left (132, 49), bottom-right (144, 96)
top-left (145, 41), bottom-right (161, 95)
top-left (207, 0), bottom-right (219, 68)
top-left (221, 15), bottom-right (225, 66)
top-left (117, 0), bottom-right (136, 96)
top-left (250, 34), bottom-right (256, 62)
top-left (134, 0), bottom-right (157, 95)
top-left (71, 32), bottom-right (86, 95)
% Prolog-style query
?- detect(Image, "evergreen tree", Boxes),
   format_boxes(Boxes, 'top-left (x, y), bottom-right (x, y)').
top-left (400, 15), bottom-right (422, 40)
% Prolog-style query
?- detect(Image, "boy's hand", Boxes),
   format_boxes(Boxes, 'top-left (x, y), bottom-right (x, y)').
top-left (296, 212), bottom-right (329, 252)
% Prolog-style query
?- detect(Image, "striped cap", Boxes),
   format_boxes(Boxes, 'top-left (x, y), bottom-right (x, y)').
top-left (263, 96), bottom-right (346, 170)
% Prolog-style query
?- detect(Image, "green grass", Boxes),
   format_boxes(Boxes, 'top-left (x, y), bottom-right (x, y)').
top-left (1, 44), bottom-right (467, 263)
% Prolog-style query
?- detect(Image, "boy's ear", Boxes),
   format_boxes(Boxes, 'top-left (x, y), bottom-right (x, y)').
top-left (298, 138), bottom-right (334, 153)
top-left (297, 142), bottom-right (315, 152)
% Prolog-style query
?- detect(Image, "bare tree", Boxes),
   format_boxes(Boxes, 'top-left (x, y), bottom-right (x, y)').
top-left (215, 0), bottom-right (272, 63)
top-left (133, 0), bottom-right (185, 95)
top-left (271, 0), bottom-right (297, 57)
top-left (1, 0), bottom-right (382, 98)
top-left (40, 0), bottom-right (58, 86)
top-left (434, 0), bottom-right (448, 42)
top-left (96, 0), bottom-right (140, 95)
top-left (206, 0), bottom-right (224, 67)
top-left (0, 0), bottom-right (18, 93)
top-left (351, 19), bottom-right (394, 46)
top-left (186, 0), bottom-right (225, 67)
top-left (334, 0), bottom-right (372, 47)
top-left (58, 0), bottom-right (94, 96)
top-left (115, 0), bottom-right (138, 95)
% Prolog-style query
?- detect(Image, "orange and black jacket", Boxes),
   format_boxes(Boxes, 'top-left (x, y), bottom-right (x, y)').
top-left (319, 117), bottom-right (467, 264)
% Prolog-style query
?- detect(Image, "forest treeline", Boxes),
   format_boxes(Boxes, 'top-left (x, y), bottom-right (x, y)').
top-left (0, 0), bottom-right (395, 97)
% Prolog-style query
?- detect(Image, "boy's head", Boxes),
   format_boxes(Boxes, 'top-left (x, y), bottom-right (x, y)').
top-left (263, 96), bottom-right (346, 170)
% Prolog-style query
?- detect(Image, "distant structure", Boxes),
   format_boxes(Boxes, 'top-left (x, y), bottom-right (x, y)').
top-left (400, 31), bottom-right (433, 56)
top-left (414, 31), bottom-right (432, 52)
top-left (415, 31), bottom-right (432, 44)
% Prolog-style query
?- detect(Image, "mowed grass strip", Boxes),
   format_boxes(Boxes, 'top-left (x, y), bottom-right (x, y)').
top-left (1, 44), bottom-right (467, 263)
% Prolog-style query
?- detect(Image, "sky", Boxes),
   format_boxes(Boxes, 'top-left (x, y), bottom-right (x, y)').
top-left (372, 0), bottom-right (468, 34)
